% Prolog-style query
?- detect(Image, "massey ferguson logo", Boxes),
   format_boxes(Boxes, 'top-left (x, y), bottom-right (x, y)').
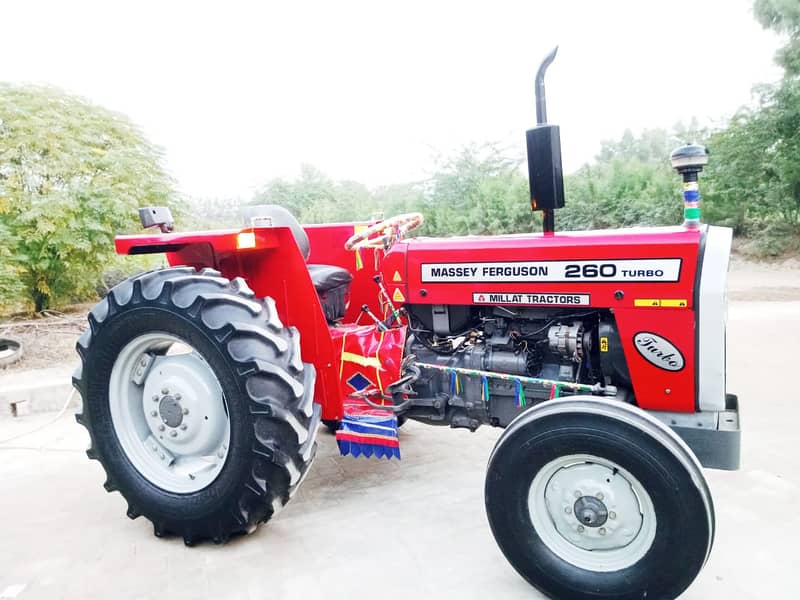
top-left (633, 332), bottom-right (685, 371)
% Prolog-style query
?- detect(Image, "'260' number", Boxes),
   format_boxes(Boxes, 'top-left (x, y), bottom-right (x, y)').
top-left (564, 263), bottom-right (617, 278)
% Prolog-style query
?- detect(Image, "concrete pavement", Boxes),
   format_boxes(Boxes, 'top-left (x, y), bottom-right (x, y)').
top-left (0, 300), bottom-right (797, 599)
top-left (0, 366), bottom-right (76, 417)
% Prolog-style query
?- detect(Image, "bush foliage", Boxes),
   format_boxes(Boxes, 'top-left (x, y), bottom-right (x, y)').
top-left (0, 85), bottom-right (176, 312)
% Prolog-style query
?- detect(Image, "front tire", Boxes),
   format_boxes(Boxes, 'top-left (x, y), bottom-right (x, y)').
top-left (73, 267), bottom-right (320, 545)
top-left (485, 397), bottom-right (714, 600)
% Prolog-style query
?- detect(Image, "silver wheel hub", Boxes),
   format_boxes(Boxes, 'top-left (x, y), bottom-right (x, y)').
top-left (158, 395), bottom-right (183, 428)
top-left (529, 454), bottom-right (657, 572)
top-left (573, 495), bottom-right (608, 528)
top-left (110, 333), bottom-right (231, 494)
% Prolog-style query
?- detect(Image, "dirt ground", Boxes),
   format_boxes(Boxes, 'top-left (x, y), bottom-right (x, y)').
top-left (1, 255), bottom-right (799, 374)
top-left (0, 303), bottom-right (92, 373)
top-left (727, 255), bottom-right (800, 301)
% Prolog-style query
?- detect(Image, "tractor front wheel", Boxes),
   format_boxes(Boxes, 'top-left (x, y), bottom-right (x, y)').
top-left (73, 267), bottom-right (320, 545)
top-left (485, 396), bottom-right (714, 600)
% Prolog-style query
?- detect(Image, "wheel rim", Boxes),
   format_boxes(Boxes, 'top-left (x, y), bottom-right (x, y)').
top-left (528, 453), bottom-right (657, 572)
top-left (109, 332), bottom-right (231, 494)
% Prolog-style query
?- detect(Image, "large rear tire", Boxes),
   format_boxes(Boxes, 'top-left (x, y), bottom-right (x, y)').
top-left (73, 267), bottom-right (320, 545)
top-left (485, 397), bottom-right (714, 600)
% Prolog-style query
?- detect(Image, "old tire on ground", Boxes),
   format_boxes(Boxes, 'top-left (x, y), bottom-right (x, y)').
top-left (485, 396), bottom-right (714, 600)
top-left (0, 336), bottom-right (23, 368)
top-left (73, 266), bottom-right (320, 545)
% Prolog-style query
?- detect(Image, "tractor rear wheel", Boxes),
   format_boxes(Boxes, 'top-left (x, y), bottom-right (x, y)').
top-left (73, 267), bottom-right (320, 545)
top-left (485, 396), bottom-right (714, 600)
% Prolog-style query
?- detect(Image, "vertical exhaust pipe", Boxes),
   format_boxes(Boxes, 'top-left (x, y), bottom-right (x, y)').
top-left (526, 46), bottom-right (565, 236)
top-left (535, 46), bottom-right (559, 125)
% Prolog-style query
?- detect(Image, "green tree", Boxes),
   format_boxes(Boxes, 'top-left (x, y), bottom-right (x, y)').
top-left (249, 145), bottom-right (534, 237)
top-left (562, 127), bottom-right (694, 231)
top-left (702, 0), bottom-right (800, 248)
top-left (424, 144), bottom-right (534, 236)
top-left (0, 85), bottom-right (175, 311)
top-left (0, 221), bottom-right (22, 306)
top-left (372, 182), bottom-right (426, 219)
top-left (755, 0), bottom-right (800, 74)
top-left (182, 196), bottom-right (243, 229)
top-left (253, 164), bottom-right (340, 222)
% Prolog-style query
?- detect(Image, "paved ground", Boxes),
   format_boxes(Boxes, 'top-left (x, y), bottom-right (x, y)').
top-left (0, 299), bottom-right (797, 600)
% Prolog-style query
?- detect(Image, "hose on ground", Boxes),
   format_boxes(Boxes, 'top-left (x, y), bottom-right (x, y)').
top-left (0, 388), bottom-right (76, 447)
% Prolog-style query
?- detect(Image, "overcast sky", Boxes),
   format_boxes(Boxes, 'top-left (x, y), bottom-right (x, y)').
top-left (0, 0), bottom-right (783, 200)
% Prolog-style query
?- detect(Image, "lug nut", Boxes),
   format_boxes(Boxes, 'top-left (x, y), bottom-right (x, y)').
top-left (140, 358), bottom-right (147, 366)
top-left (564, 506), bottom-right (572, 514)
top-left (577, 525), bottom-right (584, 533)
top-left (183, 408), bottom-right (189, 415)
top-left (180, 424), bottom-right (188, 431)
top-left (175, 393), bottom-right (181, 401)
top-left (599, 527), bottom-right (607, 536)
top-left (150, 411), bottom-right (157, 417)
top-left (151, 445), bottom-right (157, 451)
top-left (159, 453), bottom-right (165, 460)
top-left (169, 430), bottom-right (177, 438)
top-left (596, 492), bottom-right (604, 501)
top-left (158, 425), bottom-right (165, 432)
top-left (574, 490), bottom-right (582, 499)
top-left (161, 388), bottom-right (168, 395)
top-left (152, 395), bottom-right (159, 402)
top-left (609, 511), bottom-right (616, 520)
top-left (136, 369), bottom-right (143, 376)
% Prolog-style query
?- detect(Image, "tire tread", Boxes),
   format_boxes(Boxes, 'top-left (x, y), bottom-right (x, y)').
top-left (73, 266), bottom-right (320, 544)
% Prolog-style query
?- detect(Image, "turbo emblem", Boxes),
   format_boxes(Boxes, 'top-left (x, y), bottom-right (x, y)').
top-left (633, 332), bottom-right (685, 371)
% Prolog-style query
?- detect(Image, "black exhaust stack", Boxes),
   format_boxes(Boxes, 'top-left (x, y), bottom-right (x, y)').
top-left (526, 46), bottom-right (564, 235)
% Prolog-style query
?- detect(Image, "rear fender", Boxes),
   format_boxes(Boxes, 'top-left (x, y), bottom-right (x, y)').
top-left (115, 227), bottom-right (342, 420)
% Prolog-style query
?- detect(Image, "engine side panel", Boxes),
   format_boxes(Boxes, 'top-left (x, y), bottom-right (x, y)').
top-left (388, 226), bottom-right (703, 413)
top-left (613, 307), bottom-right (695, 411)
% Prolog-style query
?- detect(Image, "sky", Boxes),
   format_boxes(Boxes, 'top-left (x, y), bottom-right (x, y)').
top-left (0, 0), bottom-right (784, 201)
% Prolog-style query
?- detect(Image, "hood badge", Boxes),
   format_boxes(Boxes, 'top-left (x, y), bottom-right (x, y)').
top-left (633, 332), bottom-right (685, 371)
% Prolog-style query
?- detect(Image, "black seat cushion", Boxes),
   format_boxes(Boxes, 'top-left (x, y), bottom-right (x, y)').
top-left (307, 264), bottom-right (353, 294)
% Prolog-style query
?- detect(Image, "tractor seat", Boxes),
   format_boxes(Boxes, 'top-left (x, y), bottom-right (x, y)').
top-left (307, 264), bottom-right (353, 322)
top-left (242, 205), bottom-right (353, 322)
top-left (307, 264), bottom-right (353, 294)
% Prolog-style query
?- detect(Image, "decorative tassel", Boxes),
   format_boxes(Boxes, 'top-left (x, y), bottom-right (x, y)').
top-left (354, 248), bottom-right (364, 271)
top-left (336, 407), bottom-right (401, 460)
top-left (449, 370), bottom-right (458, 397)
top-left (549, 383), bottom-right (561, 400)
top-left (515, 379), bottom-right (526, 408)
top-left (481, 375), bottom-right (489, 404)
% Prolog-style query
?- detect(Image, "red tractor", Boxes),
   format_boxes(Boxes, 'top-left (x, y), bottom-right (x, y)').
top-left (74, 49), bottom-right (739, 599)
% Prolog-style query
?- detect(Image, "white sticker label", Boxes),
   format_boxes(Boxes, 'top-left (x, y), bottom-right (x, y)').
top-left (473, 292), bottom-right (590, 306)
top-left (421, 259), bottom-right (681, 283)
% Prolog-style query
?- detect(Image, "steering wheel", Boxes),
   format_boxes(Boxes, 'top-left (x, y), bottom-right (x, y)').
top-left (344, 212), bottom-right (424, 251)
